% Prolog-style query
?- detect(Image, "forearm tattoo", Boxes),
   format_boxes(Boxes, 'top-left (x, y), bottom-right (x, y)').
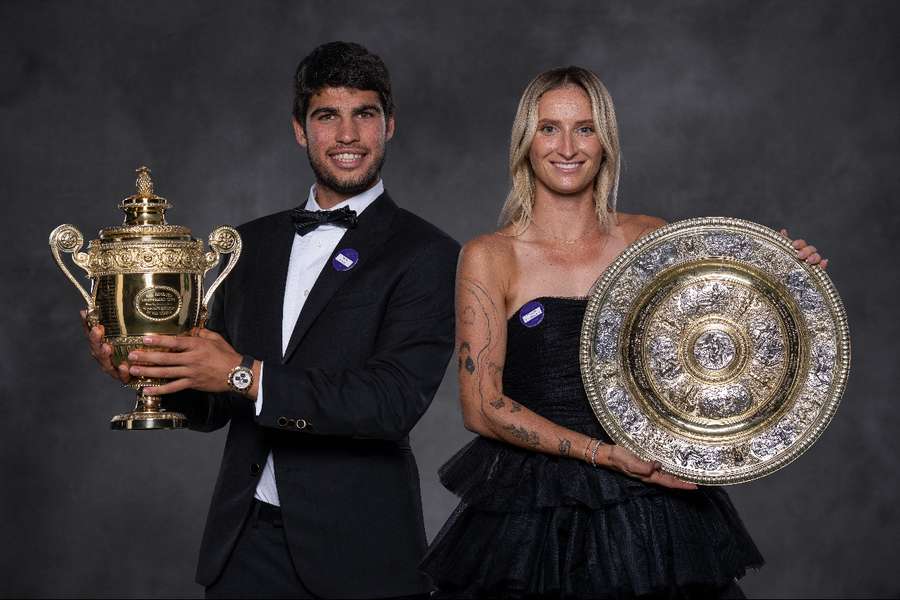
top-left (458, 342), bottom-right (475, 374)
top-left (504, 424), bottom-right (540, 447)
top-left (458, 276), bottom-right (548, 451)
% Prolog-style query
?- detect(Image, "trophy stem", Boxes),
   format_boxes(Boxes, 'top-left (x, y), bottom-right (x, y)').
top-left (110, 389), bottom-right (186, 430)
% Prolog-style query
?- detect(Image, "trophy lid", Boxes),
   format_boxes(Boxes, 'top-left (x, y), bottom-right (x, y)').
top-left (100, 166), bottom-right (192, 240)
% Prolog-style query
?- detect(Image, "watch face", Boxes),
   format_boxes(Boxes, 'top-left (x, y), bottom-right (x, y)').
top-left (231, 368), bottom-right (252, 390)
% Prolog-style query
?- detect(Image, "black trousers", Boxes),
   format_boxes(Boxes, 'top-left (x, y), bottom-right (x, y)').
top-left (205, 500), bottom-right (314, 599)
top-left (205, 500), bottom-right (430, 600)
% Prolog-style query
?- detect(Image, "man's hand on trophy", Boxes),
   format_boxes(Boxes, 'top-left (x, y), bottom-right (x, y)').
top-left (126, 329), bottom-right (247, 396)
top-left (80, 310), bottom-right (132, 384)
top-left (780, 228), bottom-right (829, 269)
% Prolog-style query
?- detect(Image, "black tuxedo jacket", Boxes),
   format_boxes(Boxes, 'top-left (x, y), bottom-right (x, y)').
top-left (171, 193), bottom-right (459, 598)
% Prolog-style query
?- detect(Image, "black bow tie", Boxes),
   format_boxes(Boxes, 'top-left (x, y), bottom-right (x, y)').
top-left (291, 206), bottom-right (359, 236)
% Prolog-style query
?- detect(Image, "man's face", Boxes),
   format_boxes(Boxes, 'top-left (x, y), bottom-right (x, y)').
top-left (293, 86), bottom-right (394, 197)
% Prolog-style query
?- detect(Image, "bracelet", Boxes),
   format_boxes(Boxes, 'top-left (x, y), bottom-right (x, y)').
top-left (590, 439), bottom-right (604, 468)
top-left (582, 438), bottom-right (595, 463)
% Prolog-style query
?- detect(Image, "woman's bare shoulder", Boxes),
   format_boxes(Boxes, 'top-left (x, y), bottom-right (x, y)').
top-left (460, 230), bottom-right (517, 268)
top-left (458, 231), bottom-right (518, 300)
top-left (615, 212), bottom-right (668, 244)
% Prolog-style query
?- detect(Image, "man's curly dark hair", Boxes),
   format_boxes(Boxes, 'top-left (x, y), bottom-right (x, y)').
top-left (292, 41), bottom-right (394, 126)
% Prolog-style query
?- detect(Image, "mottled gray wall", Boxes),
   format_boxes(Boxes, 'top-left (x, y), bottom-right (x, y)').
top-left (1, 1), bottom-right (898, 597)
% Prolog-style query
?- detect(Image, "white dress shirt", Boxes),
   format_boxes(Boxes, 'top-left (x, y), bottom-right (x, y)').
top-left (252, 180), bottom-right (384, 506)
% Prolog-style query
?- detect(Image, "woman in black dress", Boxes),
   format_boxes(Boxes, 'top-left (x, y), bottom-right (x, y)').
top-left (420, 67), bottom-right (826, 598)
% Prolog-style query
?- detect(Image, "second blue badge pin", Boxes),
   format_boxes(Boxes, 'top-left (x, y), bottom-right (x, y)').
top-left (518, 300), bottom-right (545, 328)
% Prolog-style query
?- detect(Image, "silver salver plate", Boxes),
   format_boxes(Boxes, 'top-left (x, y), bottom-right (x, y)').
top-left (580, 217), bottom-right (850, 485)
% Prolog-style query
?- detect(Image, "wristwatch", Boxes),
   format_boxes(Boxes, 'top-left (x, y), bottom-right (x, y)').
top-left (227, 355), bottom-right (254, 395)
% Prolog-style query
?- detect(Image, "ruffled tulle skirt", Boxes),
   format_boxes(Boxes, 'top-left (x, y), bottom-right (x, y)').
top-left (421, 437), bottom-right (763, 599)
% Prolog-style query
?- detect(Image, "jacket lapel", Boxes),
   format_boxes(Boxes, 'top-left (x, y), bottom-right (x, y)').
top-left (255, 211), bottom-right (295, 361)
top-left (281, 193), bottom-right (398, 363)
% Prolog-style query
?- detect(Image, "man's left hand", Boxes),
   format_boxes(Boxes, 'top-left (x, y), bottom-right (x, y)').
top-left (780, 228), bottom-right (829, 269)
top-left (128, 329), bottom-right (242, 395)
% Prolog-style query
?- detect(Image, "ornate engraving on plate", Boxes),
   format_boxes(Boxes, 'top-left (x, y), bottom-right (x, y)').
top-left (580, 217), bottom-right (850, 485)
top-left (692, 330), bottom-right (736, 371)
top-left (134, 285), bottom-right (183, 321)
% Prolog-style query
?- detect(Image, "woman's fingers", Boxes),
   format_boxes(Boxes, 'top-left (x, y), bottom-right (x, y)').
top-left (613, 446), bottom-right (656, 477)
top-left (644, 470), bottom-right (698, 490)
top-left (606, 445), bottom-right (698, 489)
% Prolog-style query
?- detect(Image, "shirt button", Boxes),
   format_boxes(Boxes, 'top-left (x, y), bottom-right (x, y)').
top-left (250, 463), bottom-right (262, 476)
top-left (304, 289), bottom-right (309, 297)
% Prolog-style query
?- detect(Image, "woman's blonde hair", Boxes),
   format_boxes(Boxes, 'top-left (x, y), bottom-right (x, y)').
top-left (498, 66), bottom-right (621, 232)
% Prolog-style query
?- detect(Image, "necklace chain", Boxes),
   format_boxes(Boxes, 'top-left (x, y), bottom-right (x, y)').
top-left (529, 219), bottom-right (598, 245)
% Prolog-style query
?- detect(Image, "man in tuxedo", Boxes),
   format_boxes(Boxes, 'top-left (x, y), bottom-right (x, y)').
top-left (84, 41), bottom-right (459, 598)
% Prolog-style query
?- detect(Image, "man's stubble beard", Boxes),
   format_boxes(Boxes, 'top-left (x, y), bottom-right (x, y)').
top-left (307, 146), bottom-right (387, 197)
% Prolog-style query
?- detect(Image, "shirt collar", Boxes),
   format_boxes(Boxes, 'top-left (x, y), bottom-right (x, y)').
top-left (305, 179), bottom-right (384, 215)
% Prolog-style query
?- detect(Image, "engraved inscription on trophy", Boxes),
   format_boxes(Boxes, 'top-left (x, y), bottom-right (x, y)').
top-left (134, 285), bottom-right (183, 321)
top-left (49, 166), bottom-right (242, 430)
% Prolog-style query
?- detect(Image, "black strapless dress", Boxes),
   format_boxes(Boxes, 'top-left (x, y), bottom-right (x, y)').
top-left (421, 297), bottom-right (763, 599)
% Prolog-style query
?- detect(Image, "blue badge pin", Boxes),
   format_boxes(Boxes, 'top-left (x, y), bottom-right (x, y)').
top-left (332, 248), bottom-right (359, 272)
top-left (518, 300), bottom-right (545, 328)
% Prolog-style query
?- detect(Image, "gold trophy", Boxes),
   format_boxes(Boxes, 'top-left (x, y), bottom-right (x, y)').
top-left (49, 166), bottom-right (242, 430)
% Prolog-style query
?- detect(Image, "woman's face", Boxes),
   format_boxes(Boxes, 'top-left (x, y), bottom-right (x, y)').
top-left (528, 85), bottom-right (604, 197)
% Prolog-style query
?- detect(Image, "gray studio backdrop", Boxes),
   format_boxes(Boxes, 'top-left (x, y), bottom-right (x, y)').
top-left (2, 1), bottom-right (898, 597)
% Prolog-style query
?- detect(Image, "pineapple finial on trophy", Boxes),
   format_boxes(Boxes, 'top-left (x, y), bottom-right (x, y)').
top-left (135, 165), bottom-right (155, 197)
top-left (121, 165), bottom-right (170, 226)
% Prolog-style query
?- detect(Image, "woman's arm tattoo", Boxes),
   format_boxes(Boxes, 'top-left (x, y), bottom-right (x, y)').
top-left (504, 424), bottom-right (540, 447)
top-left (458, 342), bottom-right (475, 375)
top-left (459, 276), bottom-right (555, 452)
top-left (458, 277), bottom-right (503, 411)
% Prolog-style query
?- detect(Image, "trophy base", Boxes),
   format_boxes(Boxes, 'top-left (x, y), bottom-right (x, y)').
top-left (110, 393), bottom-right (186, 430)
top-left (110, 411), bottom-right (186, 430)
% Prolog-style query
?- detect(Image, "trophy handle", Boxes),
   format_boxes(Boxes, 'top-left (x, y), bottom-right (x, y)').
top-left (49, 224), bottom-right (98, 325)
top-left (199, 225), bottom-right (242, 327)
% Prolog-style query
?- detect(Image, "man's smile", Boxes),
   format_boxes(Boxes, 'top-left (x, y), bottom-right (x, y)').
top-left (328, 149), bottom-right (368, 169)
